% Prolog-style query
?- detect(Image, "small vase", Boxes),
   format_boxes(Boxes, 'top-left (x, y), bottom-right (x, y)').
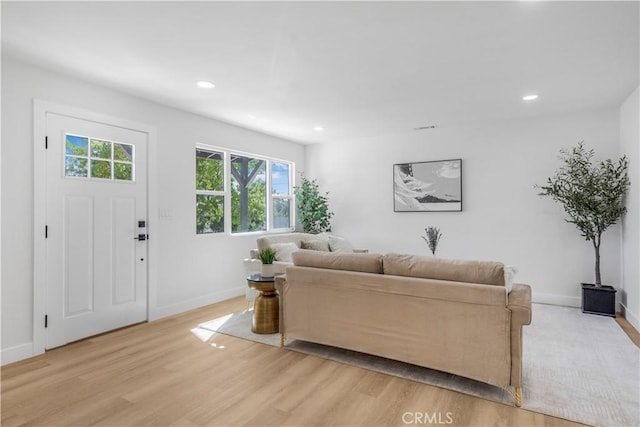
top-left (261, 264), bottom-right (275, 278)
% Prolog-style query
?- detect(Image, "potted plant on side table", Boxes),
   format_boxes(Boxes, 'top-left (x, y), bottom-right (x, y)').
top-left (537, 142), bottom-right (630, 316)
top-left (259, 248), bottom-right (277, 278)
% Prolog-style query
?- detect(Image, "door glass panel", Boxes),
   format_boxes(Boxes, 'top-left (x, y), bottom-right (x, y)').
top-left (91, 160), bottom-right (112, 179)
top-left (114, 163), bottom-right (132, 181)
top-left (114, 143), bottom-right (133, 162)
top-left (66, 135), bottom-right (88, 156)
top-left (65, 157), bottom-right (88, 177)
top-left (90, 139), bottom-right (112, 159)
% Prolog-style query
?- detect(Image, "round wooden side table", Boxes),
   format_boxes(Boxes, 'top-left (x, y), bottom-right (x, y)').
top-left (246, 274), bottom-right (279, 334)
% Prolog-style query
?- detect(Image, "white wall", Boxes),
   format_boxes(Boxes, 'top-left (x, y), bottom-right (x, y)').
top-left (620, 86), bottom-right (640, 331)
top-left (1, 57), bottom-right (305, 364)
top-left (306, 109), bottom-right (622, 307)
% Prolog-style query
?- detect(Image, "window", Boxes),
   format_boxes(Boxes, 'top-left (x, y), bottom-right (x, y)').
top-left (195, 146), bottom-right (294, 235)
top-left (196, 149), bottom-right (225, 234)
top-left (230, 155), bottom-right (266, 233)
top-left (271, 162), bottom-right (292, 229)
top-left (65, 134), bottom-right (134, 181)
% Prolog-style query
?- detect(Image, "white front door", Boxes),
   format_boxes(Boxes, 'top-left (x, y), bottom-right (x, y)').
top-left (45, 113), bottom-right (148, 349)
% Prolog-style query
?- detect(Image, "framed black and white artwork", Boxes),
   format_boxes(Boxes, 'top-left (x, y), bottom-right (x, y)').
top-left (393, 159), bottom-right (462, 212)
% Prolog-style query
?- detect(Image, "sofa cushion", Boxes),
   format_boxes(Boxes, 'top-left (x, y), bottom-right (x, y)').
top-left (328, 235), bottom-right (354, 253)
top-left (301, 239), bottom-right (330, 252)
top-left (383, 253), bottom-right (505, 286)
top-left (271, 242), bottom-right (299, 262)
top-left (292, 249), bottom-right (383, 274)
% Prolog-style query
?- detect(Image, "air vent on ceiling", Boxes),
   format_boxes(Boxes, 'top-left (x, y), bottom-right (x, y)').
top-left (414, 125), bottom-right (437, 131)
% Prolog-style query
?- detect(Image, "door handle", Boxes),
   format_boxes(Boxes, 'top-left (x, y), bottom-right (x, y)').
top-left (134, 234), bottom-right (148, 241)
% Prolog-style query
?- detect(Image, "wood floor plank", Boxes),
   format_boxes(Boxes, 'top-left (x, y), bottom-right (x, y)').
top-left (2, 296), bottom-right (588, 427)
top-left (616, 312), bottom-right (640, 347)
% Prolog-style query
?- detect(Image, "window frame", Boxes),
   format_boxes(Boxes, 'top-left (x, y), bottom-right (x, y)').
top-left (195, 144), bottom-right (295, 236)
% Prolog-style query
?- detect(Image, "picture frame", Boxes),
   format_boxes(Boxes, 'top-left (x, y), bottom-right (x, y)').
top-left (393, 159), bottom-right (462, 212)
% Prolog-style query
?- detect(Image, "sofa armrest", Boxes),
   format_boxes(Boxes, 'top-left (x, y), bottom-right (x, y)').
top-left (507, 283), bottom-right (531, 389)
top-left (508, 283), bottom-right (532, 326)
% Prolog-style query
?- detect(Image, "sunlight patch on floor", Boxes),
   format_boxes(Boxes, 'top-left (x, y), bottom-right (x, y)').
top-left (190, 326), bottom-right (216, 342)
top-left (191, 312), bottom-right (240, 344)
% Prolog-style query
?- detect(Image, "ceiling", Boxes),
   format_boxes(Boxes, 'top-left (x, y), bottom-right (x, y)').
top-left (2, 1), bottom-right (638, 145)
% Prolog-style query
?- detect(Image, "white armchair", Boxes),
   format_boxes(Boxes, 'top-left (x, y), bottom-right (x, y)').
top-left (244, 234), bottom-right (367, 306)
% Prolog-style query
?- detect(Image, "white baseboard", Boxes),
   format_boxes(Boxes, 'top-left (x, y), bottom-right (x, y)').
top-left (1, 342), bottom-right (34, 366)
top-left (532, 292), bottom-right (581, 308)
top-left (620, 302), bottom-right (640, 332)
top-left (149, 286), bottom-right (245, 321)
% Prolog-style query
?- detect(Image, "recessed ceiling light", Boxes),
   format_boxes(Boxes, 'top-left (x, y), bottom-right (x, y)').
top-left (522, 94), bottom-right (539, 101)
top-left (196, 81), bottom-right (215, 89)
top-left (313, 126), bottom-right (325, 131)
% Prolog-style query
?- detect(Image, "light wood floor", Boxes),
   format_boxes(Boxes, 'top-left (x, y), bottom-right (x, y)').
top-left (615, 313), bottom-right (640, 347)
top-left (2, 297), bottom-right (587, 427)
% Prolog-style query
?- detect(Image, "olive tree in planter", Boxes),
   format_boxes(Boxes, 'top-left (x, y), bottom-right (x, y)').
top-left (294, 175), bottom-right (334, 234)
top-left (537, 143), bottom-right (630, 315)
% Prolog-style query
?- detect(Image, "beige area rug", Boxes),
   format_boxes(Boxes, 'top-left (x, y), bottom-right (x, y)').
top-left (198, 304), bottom-right (639, 427)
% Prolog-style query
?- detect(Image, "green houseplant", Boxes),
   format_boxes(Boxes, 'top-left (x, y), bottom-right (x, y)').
top-left (537, 142), bottom-right (630, 288)
top-left (293, 174), bottom-right (334, 234)
top-left (258, 248), bottom-right (277, 278)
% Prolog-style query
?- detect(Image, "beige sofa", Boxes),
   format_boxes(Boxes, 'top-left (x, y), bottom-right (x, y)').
top-left (275, 250), bottom-right (532, 407)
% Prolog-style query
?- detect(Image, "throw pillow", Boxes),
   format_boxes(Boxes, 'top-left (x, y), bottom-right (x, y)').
top-left (504, 265), bottom-right (517, 293)
top-left (271, 242), bottom-right (299, 262)
top-left (300, 239), bottom-right (330, 252)
top-left (328, 235), bottom-right (354, 253)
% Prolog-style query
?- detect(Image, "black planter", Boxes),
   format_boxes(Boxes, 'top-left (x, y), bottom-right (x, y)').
top-left (581, 283), bottom-right (616, 317)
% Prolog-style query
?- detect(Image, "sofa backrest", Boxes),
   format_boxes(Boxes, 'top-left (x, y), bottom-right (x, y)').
top-left (292, 249), bottom-right (384, 274)
top-left (383, 253), bottom-right (505, 286)
top-left (258, 232), bottom-right (337, 250)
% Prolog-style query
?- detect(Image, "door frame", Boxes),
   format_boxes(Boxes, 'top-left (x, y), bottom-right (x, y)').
top-left (33, 99), bottom-right (158, 356)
